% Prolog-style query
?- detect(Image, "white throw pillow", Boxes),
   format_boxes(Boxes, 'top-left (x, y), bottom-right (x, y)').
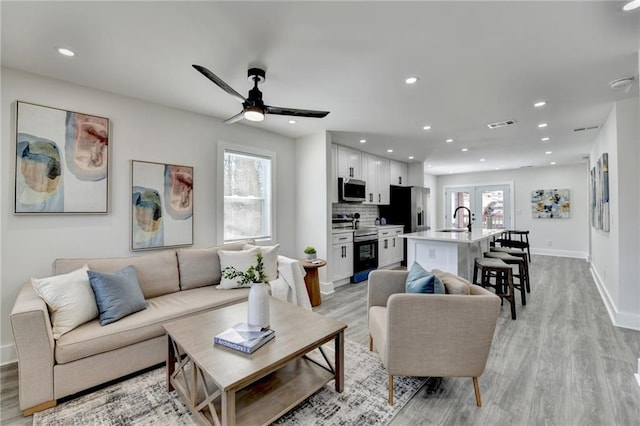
top-left (31, 265), bottom-right (98, 339)
top-left (243, 243), bottom-right (280, 282)
top-left (217, 247), bottom-right (261, 289)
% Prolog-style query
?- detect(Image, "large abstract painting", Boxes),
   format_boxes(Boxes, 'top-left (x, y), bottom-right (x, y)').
top-left (531, 188), bottom-right (570, 219)
top-left (594, 153), bottom-right (610, 231)
top-left (15, 101), bottom-right (109, 213)
top-left (131, 160), bottom-right (193, 250)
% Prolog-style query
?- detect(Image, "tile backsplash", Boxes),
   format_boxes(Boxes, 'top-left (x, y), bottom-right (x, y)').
top-left (332, 203), bottom-right (379, 227)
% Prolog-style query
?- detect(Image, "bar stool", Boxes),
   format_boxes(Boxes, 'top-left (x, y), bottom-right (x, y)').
top-left (473, 257), bottom-right (517, 320)
top-left (483, 251), bottom-right (527, 305)
top-left (490, 247), bottom-right (530, 293)
top-left (494, 230), bottom-right (531, 262)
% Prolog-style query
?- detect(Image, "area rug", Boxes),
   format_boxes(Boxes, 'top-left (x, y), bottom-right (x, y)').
top-left (33, 342), bottom-right (425, 425)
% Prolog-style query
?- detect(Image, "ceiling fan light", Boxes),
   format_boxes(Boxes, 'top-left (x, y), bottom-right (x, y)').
top-left (244, 107), bottom-right (264, 122)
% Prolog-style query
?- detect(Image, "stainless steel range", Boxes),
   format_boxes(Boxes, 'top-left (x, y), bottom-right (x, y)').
top-left (352, 227), bottom-right (378, 283)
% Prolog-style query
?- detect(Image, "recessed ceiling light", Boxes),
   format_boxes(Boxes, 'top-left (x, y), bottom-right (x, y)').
top-left (480, 158), bottom-right (486, 162)
top-left (541, 137), bottom-right (550, 142)
top-left (534, 101), bottom-right (547, 108)
top-left (387, 149), bottom-right (393, 153)
top-left (461, 148), bottom-right (469, 152)
top-left (427, 164), bottom-right (432, 168)
top-left (408, 156), bottom-right (414, 160)
top-left (446, 138), bottom-right (453, 143)
top-left (360, 139), bottom-right (366, 143)
top-left (405, 76), bottom-right (419, 84)
top-left (538, 123), bottom-right (548, 128)
top-left (550, 162), bottom-right (556, 165)
top-left (545, 151), bottom-right (552, 155)
top-left (57, 47), bottom-right (75, 57)
top-left (623, 0), bottom-right (640, 11)
top-left (288, 120), bottom-right (296, 124)
top-left (423, 125), bottom-right (431, 130)
top-left (495, 167), bottom-right (500, 170)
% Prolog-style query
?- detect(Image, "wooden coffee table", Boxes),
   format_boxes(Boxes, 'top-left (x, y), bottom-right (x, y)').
top-left (163, 298), bottom-right (347, 426)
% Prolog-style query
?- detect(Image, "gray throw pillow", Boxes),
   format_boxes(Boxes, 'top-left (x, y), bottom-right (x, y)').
top-left (87, 265), bottom-right (147, 325)
top-left (405, 262), bottom-right (445, 294)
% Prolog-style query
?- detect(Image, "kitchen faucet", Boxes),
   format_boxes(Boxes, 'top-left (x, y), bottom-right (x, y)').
top-left (453, 206), bottom-right (473, 232)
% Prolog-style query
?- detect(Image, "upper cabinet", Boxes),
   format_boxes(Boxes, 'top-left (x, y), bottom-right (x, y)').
top-left (389, 160), bottom-right (408, 186)
top-left (362, 153), bottom-right (389, 205)
top-left (331, 144), bottom-right (339, 203)
top-left (337, 145), bottom-right (361, 179)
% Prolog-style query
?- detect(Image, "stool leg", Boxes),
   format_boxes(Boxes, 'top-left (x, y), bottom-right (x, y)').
top-left (508, 272), bottom-right (516, 320)
top-left (519, 263), bottom-right (526, 306)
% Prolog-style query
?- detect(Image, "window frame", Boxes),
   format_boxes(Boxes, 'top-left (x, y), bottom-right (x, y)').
top-left (217, 141), bottom-right (276, 245)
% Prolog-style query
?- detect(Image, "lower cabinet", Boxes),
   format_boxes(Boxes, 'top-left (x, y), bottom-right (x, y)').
top-left (378, 227), bottom-right (404, 268)
top-left (331, 233), bottom-right (354, 281)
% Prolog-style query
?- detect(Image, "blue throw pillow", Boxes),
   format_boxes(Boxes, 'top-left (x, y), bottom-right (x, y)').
top-left (405, 262), bottom-right (445, 294)
top-left (88, 265), bottom-right (147, 325)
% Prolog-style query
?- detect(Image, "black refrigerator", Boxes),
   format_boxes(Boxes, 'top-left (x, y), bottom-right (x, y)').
top-left (379, 185), bottom-right (430, 264)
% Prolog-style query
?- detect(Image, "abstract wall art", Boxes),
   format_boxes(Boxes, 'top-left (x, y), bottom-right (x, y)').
top-left (131, 160), bottom-right (193, 250)
top-left (531, 188), bottom-right (570, 219)
top-left (15, 101), bottom-right (109, 213)
top-left (593, 153), bottom-right (610, 232)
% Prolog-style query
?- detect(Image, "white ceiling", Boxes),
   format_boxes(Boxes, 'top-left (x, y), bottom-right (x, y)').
top-left (2, 1), bottom-right (638, 175)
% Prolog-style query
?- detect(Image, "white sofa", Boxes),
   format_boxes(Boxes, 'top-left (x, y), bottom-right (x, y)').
top-left (10, 241), bottom-right (310, 415)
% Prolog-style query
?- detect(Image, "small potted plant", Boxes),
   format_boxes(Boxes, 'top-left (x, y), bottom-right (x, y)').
top-left (304, 246), bottom-right (317, 261)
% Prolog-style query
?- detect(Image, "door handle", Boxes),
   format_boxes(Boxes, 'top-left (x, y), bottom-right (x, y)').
top-left (369, 193), bottom-right (373, 202)
top-left (378, 193), bottom-right (381, 203)
top-left (393, 238), bottom-right (396, 248)
top-left (399, 176), bottom-right (402, 185)
top-left (384, 239), bottom-right (388, 249)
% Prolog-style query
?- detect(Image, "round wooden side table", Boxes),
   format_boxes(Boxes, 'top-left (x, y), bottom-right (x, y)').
top-left (300, 259), bottom-right (327, 307)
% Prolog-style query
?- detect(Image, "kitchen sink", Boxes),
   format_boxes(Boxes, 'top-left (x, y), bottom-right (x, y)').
top-left (436, 228), bottom-right (469, 233)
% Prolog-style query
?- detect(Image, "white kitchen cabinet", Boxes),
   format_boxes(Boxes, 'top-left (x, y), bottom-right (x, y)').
top-left (331, 144), bottom-right (338, 203)
top-left (337, 145), bottom-right (361, 179)
top-left (362, 153), bottom-right (389, 205)
top-left (331, 233), bottom-right (354, 281)
top-left (378, 227), bottom-right (404, 268)
top-left (389, 160), bottom-right (408, 187)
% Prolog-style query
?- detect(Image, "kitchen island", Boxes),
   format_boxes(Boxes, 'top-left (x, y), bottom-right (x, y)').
top-left (400, 228), bottom-right (504, 280)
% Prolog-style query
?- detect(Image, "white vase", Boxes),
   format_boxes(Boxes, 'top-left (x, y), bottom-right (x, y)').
top-left (247, 282), bottom-right (270, 328)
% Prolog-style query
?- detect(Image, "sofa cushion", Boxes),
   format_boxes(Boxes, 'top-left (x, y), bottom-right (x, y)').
top-left (176, 241), bottom-right (247, 290)
top-left (432, 269), bottom-right (471, 295)
top-left (31, 265), bottom-right (98, 339)
top-left (243, 243), bottom-right (280, 282)
top-left (218, 247), bottom-right (261, 289)
top-left (54, 286), bottom-right (250, 364)
top-left (53, 250), bottom-right (180, 299)
top-left (88, 266), bottom-right (147, 325)
top-left (405, 262), bottom-right (445, 294)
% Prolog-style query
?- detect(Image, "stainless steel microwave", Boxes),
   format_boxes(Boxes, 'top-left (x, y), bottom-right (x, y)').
top-left (338, 178), bottom-right (366, 202)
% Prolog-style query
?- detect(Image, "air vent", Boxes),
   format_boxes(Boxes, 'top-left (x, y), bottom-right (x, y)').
top-left (520, 165), bottom-right (533, 168)
top-left (574, 126), bottom-right (599, 132)
top-left (487, 119), bottom-right (517, 129)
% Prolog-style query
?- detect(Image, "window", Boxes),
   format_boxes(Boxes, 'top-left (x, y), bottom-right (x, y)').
top-left (220, 144), bottom-right (274, 242)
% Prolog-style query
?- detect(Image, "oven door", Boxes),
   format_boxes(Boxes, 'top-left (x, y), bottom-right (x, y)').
top-left (353, 239), bottom-right (378, 276)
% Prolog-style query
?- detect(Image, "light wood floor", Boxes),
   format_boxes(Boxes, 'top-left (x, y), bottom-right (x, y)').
top-left (2, 256), bottom-right (639, 425)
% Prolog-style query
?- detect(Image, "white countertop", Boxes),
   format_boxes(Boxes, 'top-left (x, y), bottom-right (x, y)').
top-left (400, 228), bottom-right (503, 244)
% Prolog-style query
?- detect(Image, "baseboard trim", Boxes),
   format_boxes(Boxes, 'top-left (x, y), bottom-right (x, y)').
top-left (590, 264), bottom-right (640, 331)
top-left (320, 280), bottom-right (334, 295)
top-left (1, 343), bottom-right (17, 366)
top-left (531, 248), bottom-right (588, 259)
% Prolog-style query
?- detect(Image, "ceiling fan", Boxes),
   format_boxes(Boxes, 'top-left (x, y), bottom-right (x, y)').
top-left (193, 65), bottom-right (330, 124)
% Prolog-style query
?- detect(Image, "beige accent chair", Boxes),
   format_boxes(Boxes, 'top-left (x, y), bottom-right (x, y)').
top-left (368, 268), bottom-right (501, 406)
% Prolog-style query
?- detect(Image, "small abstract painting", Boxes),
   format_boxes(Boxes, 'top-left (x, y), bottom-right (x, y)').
top-left (15, 101), bottom-right (109, 213)
top-left (599, 153), bottom-right (610, 232)
top-left (531, 189), bottom-right (570, 219)
top-left (131, 160), bottom-right (193, 250)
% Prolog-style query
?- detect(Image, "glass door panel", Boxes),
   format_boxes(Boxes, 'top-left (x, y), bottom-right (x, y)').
top-left (482, 189), bottom-right (505, 230)
top-left (445, 184), bottom-right (511, 231)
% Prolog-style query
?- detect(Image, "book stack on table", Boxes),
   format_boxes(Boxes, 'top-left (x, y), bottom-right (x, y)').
top-left (214, 322), bottom-right (275, 354)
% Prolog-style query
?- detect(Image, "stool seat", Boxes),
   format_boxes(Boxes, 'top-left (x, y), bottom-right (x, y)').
top-left (489, 247), bottom-right (530, 293)
top-left (473, 257), bottom-right (517, 319)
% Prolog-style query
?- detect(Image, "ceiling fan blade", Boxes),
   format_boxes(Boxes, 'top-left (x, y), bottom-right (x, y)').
top-left (223, 111), bottom-right (245, 124)
top-left (265, 105), bottom-right (330, 118)
top-left (192, 64), bottom-right (246, 104)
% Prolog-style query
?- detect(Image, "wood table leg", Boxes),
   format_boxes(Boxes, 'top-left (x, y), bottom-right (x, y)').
top-left (167, 335), bottom-right (175, 392)
top-left (221, 389), bottom-right (236, 426)
top-left (334, 331), bottom-right (344, 392)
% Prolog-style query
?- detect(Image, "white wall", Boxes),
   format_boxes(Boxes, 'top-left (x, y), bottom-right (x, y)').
top-left (435, 163), bottom-right (589, 258)
top-left (590, 98), bottom-right (640, 330)
top-left (294, 131), bottom-right (331, 283)
top-left (1, 68), bottom-right (298, 363)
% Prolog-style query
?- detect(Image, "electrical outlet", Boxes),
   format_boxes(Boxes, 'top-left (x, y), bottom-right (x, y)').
top-left (546, 240), bottom-right (552, 247)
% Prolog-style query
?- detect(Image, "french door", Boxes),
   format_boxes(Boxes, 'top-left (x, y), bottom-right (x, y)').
top-left (444, 184), bottom-right (512, 232)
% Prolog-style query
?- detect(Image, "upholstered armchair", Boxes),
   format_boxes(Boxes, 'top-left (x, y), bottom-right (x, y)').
top-left (368, 268), bottom-right (501, 406)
